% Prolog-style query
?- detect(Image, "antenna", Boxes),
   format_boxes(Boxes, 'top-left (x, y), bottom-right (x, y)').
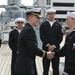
top-left (10, 0), bottom-right (15, 6)
top-left (11, 0), bottom-right (15, 5)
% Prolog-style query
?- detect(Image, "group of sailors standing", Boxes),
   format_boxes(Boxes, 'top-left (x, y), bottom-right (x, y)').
top-left (1, 7), bottom-right (75, 75)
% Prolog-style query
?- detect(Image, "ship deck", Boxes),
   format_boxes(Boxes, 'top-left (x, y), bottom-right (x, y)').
top-left (0, 34), bottom-right (66, 75)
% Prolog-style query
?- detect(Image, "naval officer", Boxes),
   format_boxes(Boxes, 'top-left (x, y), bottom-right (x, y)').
top-left (14, 8), bottom-right (53, 75)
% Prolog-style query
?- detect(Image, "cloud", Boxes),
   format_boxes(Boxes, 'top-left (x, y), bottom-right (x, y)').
top-left (0, 0), bottom-right (7, 5)
top-left (0, 0), bottom-right (33, 6)
top-left (21, 0), bottom-right (33, 6)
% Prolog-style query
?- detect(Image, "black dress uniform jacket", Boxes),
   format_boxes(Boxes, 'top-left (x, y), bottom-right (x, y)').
top-left (15, 23), bottom-right (46, 75)
top-left (9, 29), bottom-right (19, 53)
top-left (40, 21), bottom-right (63, 51)
top-left (55, 29), bottom-right (75, 75)
top-left (8, 29), bottom-right (19, 75)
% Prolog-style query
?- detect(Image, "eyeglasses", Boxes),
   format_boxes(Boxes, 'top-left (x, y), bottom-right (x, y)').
top-left (17, 22), bottom-right (24, 24)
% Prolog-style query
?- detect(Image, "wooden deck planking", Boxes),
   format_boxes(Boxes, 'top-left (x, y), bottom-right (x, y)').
top-left (0, 37), bottom-right (65, 75)
top-left (0, 44), bottom-right (11, 75)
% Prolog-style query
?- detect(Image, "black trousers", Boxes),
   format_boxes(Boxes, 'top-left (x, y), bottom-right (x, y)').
top-left (62, 74), bottom-right (75, 75)
top-left (68, 70), bottom-right (75, 75)
top-left (15, 73), bottom-right (30, 75)
top-left (43, 56), bottom-right (59, 75)
top-left (34, 61), bottom-right (37, 75)
top-left (14, 60), bottom-right (37, 75)
top-left (11, 53), bottom-right (17, 75)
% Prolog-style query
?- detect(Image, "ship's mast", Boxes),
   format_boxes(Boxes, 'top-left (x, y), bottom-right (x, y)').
top-left (8, 0), bottom-right (21, 6)
top-left (12, 0), bottom-right (15, 5)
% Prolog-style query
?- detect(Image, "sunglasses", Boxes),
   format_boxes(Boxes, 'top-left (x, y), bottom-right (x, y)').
top-left (17, 22), bottom-right (24, 24)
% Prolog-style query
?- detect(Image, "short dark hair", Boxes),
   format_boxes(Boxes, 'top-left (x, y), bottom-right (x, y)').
top-left (26, 14), bottom-right (33, 20)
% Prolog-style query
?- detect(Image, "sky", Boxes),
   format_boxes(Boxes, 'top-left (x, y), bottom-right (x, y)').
top-left (0, 0), bottom-right (33, 6)
top-left (0, 0), bottom-right (33, 13)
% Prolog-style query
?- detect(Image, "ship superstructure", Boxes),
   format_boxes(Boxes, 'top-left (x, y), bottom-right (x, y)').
top-left (0, 0), bottom-right (27, 42)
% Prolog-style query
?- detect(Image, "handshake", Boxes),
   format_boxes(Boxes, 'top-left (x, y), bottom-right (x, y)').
top-left (47, 51), bottom-right (55, 59)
